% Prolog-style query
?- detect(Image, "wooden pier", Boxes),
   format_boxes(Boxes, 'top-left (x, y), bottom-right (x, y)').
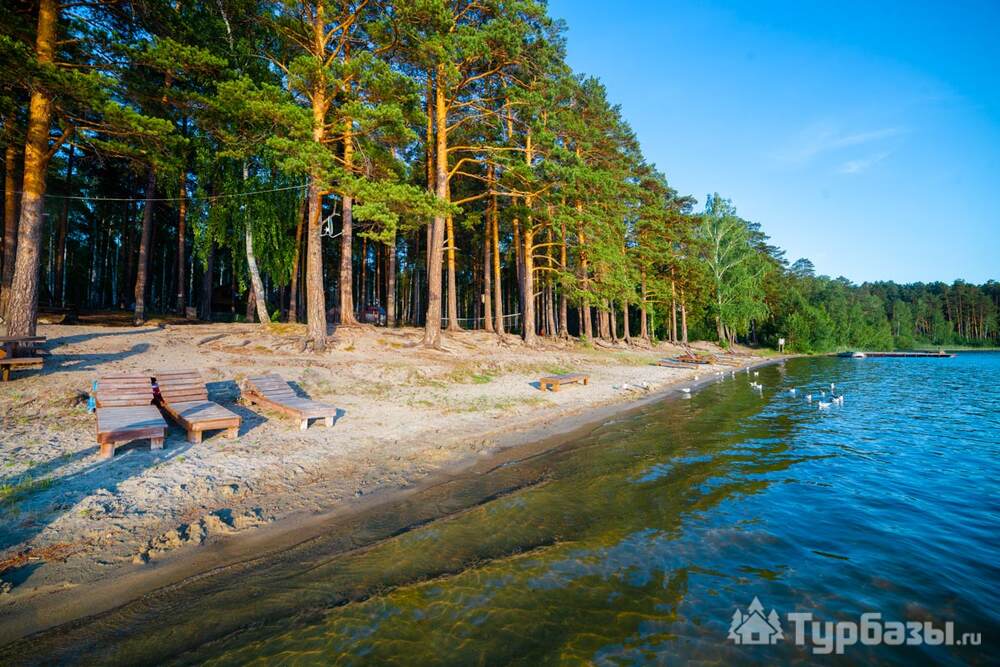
top-left (837, 351), bottom-right (955, 359)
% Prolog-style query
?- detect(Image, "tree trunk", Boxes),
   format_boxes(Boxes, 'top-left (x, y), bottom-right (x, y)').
top-left (5, 0), bottom-right (57, 337)
top-left (558, 218), bottom-right (568, 338)
top-left (176, 167), bottom-right (187, 313)
top-left (640, 270), bottom-right (649, 340)
top-left (491, 191), bottom-right (504, 335)
top-left (483, 202), bottom-right (493, 333)
top-left (670, 276), bottom-right (677, 343)
top-left (423, 65), bottom-right (447, 347)
top-left (53, 142), bottom-right (74, 306)
top-left (386, 236), bottom-right (397, 326)
top-left (201, 240), bottom-right (214, 320)
top-left (521, 130), bottom-right (536, 345)
top-left (339, 155), bottom-right (357, 324)
top-left (622, 300), bottom-right (631, 342)
top-left (681, 287), bottom-right (689, 344)
top-left (1, 116), bottom-right (21, 320)
top-left (288, 191), bottom-right (305, 322)
top-left (244, 207), bottom-right (269, 326)
top-left (305, 178), bottom-right (326, 348)
top-left (445, 211), bottom-right (460, 331)
top-left (133, 168), bottom-right (156, 324)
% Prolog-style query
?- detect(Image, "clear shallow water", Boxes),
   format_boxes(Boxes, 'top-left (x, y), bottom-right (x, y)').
top-left (5, 354), bottom-right (999, 665)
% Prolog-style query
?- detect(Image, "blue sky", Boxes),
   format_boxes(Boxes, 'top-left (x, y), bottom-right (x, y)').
top-left (548, 0), bottom-right (999, 284)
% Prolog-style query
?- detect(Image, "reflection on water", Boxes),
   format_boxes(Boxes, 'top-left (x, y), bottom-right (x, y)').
top-left (5, 355), bottom-right (999, 665)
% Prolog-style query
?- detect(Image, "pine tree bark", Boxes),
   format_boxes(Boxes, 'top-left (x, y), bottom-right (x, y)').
top-left (559, 217), bottom-right (568, 338)
top-left (304, 2), bottom-right (329, 349)
top-left (680, 286), bottom-right (689, 344)
top-left (339, 144), bottom-right (357, 324)
top-left (640, 270), bottom-right (649, 340)
top-left (445, 211), bottom-right (460, 331)
top-left (5, 0), bottom-right (58, 337)
top-left (670, 276), bottom-right (677, 343)
top-left (482, 201), bottom-right (493, 333)
top-left (423, 66), bottom-right (448, 347)
top-left (133, 168), bottom-right (156, 324)
top-left (622, 301), bottom-right (631, 342)
top-left (386, 236), bottom-right (397, 326)
top-left (491, 191), bottom-right (504, 335)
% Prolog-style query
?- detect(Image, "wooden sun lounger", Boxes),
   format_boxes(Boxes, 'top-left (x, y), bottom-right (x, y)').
top-left (242, 374), bottom-right (337, 431)
top-left (93, 375), bottom-right (167, 459)
top-left (539, 372), bottom-right (589, 392)
top-left (154, 370), bottom-right (240, 444)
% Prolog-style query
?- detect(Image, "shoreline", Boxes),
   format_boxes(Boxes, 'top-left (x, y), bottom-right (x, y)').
top-left (0, 323), bottom-right (784, 644)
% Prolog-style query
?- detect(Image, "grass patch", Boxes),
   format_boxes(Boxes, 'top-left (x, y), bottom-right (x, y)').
top-left (0, 476), bottom-right (53, 514)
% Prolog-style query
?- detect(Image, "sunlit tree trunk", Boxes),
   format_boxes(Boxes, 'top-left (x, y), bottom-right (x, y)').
top-left (305, 2), bottom-right (328, 349)
top-left (483, 196), bottom-right (494, 333)
top-left (640, 270), bottom-right (649, 340)
top-left (423, 65), bottom-right (447, 347)
top-left (491, 190), bottom-right (504, 335)
top-left (5, 0), bottom-right (58, 337)
top-left (558, 217), bottom-right (569, 338)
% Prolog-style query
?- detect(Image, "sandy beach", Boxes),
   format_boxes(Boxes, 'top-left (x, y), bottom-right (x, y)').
top-left (0, 322), bottom-right (771, 641)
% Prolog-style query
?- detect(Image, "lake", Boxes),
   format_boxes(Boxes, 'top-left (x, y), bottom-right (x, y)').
top-left (7, 354), bottom-right (999, 665)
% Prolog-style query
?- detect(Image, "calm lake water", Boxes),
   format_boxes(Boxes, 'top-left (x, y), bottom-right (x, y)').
top-left (6, 354), bottom-right (999, 665)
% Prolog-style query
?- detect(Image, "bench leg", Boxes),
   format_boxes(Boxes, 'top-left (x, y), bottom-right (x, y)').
top-left (550, 382), bottom-right (560, 392)
top-left (583, 378), bottom-right (589, 385)
top-left (100, 442), bottom-right (114, 459)
top-left (299, 419), bottom-right (309, 431)
top-left (1, 367), bottom-right (8, 382)
top-left (225, 426), bottom-right (239, 439)
top-left (187, 430), bottom-right (202, 444)
top-left (324, 416), bottom-right (334, 427)
top-left (151, 436), bottom-right (165, 450)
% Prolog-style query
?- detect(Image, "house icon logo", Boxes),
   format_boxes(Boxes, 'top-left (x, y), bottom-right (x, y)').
top-left (728, 597), bottom-right (784, 645)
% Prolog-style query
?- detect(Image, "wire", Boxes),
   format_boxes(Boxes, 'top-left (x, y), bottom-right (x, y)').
top-left (9, 183), bottom-right (309, 203)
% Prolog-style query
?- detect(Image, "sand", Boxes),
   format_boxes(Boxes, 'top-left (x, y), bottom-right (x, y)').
top-left (0, 321), bottom-right (768, 637)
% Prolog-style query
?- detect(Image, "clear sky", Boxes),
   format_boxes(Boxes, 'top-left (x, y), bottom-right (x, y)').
top-left (548, 0), bottom-right (999, 284)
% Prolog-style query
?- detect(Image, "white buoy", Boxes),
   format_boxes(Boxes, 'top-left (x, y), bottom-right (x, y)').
top-left (806, 394), bottom-right (812, 402)
top-left (788, 388), bottom-right (797, 395)
top-left (820, 390), bottom-right (825, 397)
top-left (818, 401), bottom-right (831, 410)
top-left (681, 387), bottom-right (691, 393)
top-left (831, 382), bottom-right (836, 391)
top-left (753, 371), bottom-right (759, 377)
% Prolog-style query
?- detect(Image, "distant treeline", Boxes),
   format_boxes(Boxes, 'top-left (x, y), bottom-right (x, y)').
top-left (757, 261), bottom-right (999, 352)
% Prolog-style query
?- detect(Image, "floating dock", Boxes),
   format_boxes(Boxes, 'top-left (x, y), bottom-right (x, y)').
top-left (837, 351), bottom-right (956, 359)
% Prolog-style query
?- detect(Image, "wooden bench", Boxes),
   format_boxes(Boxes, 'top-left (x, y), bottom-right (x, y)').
top-left (242, 374), bottom-right (337, 431)
top-left (539, 372), bottom-right (590, 392)
top-left (0, 336), bottom-right (47, 381)
top-left (0, 356), bottom-right (44, 381)
top-left (154, 370), bottom-right (240, 444)
top-left (93, 375), bottom-right (167, 459)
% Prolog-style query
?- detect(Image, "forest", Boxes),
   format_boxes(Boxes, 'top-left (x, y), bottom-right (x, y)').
top-left (1, 0), bottom-right (997, 353)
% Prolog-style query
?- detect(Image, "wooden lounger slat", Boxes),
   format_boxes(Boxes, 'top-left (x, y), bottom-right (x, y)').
top-left (93, 376), bottom-right (166, 458)
top-left (242, 374), bottom-right (336, 430)
top-left (153, 370), bottom-right (240, 443)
